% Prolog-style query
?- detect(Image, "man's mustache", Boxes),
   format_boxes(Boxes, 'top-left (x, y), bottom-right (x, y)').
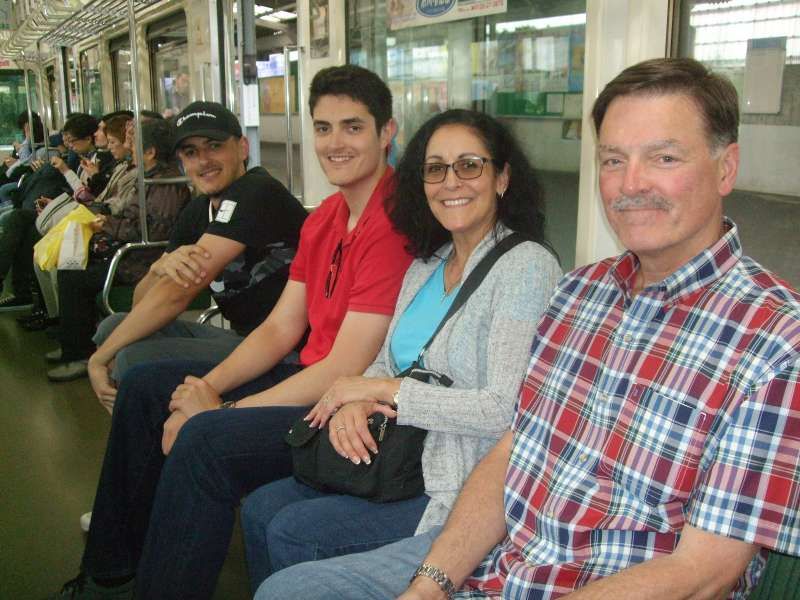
top-left (610, 194), bottom-right (672, 211)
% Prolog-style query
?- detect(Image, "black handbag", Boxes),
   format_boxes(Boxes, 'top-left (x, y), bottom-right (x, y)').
top-left (286, 233), bottom-right (528, 502)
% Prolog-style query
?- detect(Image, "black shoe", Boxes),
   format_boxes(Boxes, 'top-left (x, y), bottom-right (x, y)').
top-left (16, 309), bottom-right (47, 324)
top-left (20, 315), bottom-right (59, 332)
top-left (0, 294), bottom-right (33, 312)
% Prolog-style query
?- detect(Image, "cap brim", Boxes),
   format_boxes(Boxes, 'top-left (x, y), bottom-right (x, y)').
top-left (173, 129), bottom-right (235, 153)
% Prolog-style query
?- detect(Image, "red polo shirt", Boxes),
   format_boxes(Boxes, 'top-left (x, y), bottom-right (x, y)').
top-left (289, 167), bottom-right (412, 366)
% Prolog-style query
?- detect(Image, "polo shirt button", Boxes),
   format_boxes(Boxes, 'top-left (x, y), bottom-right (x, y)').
top-left (623, 333), bottom-right (633, 343)
top-left (547, 510), bottom-right (555, 518)
top-left (600, 393), bottom-right (609, 402)
top-left (579, 453), bottom-right (589, 463)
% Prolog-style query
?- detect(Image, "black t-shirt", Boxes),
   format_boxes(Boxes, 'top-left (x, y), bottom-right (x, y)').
top-left (168, 167), bottom-right (307, 334)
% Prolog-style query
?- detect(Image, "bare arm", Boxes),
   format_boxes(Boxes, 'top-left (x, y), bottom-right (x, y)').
top-left (563, 525), bottom-right (758, 600)
top-left (209, 303), bottom-right (392, 406)
top-left (401, 430), bottom-right (512, 600)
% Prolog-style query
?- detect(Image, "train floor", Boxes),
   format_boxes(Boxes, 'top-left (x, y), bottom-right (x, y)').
top-left (0, 311), bottom-right (251, 599)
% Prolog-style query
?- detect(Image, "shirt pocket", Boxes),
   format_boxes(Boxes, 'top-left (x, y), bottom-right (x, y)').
top-left (596, 384), bottom-right (709, 507)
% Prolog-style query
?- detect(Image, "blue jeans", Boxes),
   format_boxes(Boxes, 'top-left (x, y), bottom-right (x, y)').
top-left (256, 527), bottom-right (441, 600)
top-left (242, 477), bottom-right (430, 592)
top-left (79, 358), bottom-right (306, 600)
top-left (94, 312), bottom-right (245, 381)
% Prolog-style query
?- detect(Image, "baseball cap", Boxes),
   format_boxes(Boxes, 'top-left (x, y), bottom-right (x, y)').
top-left (173, 101), bottom-right (243, 151)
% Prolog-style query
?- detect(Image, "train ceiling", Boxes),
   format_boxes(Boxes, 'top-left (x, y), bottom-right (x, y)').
top-left (0, 0), bottom-right (158, 61)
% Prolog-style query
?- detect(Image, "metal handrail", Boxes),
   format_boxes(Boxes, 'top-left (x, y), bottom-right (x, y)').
top-left (100, 240), bottom-right (168, 315)
top-left (143, 176), bottom-right (191, 185)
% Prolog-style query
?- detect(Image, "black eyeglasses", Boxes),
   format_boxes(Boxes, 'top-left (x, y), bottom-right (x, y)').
top-left (324, 239), bottom-right (343, 299)
top-left (421, 156), bottom-right (495, 184)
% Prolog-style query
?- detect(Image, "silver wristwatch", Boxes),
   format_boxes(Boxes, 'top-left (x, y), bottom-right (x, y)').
top-left (411, 562), bottom-right (456, 599)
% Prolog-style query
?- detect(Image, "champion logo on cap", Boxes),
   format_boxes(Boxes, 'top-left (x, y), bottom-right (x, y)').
top-left (176, 111), bottom-right (218, 128)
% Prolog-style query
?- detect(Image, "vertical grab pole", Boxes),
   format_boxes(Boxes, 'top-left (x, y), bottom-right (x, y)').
top-left (36, 42), bottom-right (50, 158)
top-left (22, 52), bottom-right (35, 159)
top-left (126, 0), bottom-right (149, 243)
top-left (282, 45), bottom-right (304, 202)
top-left (283, 46), bottom-right (293, 195)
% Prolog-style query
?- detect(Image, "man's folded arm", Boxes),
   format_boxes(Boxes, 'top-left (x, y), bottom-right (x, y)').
top-left (92, 232), bottom-right (244, 365)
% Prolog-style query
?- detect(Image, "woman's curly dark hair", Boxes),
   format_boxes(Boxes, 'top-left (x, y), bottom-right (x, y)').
top-left (387, 109), bottom-right (547, 259)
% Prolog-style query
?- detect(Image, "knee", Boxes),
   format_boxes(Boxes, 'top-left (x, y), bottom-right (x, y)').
top-left (255, 564), bottom-right (329, 600)
top-left (169, 410), bottom-right (217, 459)
top-left (94, 312), bottom-right (127, 345)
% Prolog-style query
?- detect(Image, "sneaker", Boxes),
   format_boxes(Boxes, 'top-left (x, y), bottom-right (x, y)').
top-left (45, 348), bottom-right (63, 364)
top-left (0, 294), bottom-right (33, 312)
top-left (48, 573), bottom-right (134, 599)
top-left (80, 511), bottom-right (92, 532)
top-left (47, 361), bottom-right (89, 382)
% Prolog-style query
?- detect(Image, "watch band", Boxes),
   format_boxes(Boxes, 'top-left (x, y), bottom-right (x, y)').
top-left (411, 563), bottom-right (456, 599)
top-left (219, 400), bottom-right (237, 409)
top-left (392, 388), bottom-right (400, 409)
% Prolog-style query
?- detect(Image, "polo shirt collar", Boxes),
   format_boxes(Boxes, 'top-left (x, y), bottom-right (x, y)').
top-left (332, 166), bottom-right (394, 245)
top-left (610, 217), bottom-right (742, 303)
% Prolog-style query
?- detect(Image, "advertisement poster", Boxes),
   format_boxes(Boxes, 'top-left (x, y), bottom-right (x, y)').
top-left (389, 0), bottom-right (506, 31)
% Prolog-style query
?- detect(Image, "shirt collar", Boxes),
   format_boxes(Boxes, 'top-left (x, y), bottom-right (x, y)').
top-left (610, 217), bottom-right (742, 302)
top-left (333, 166), bottom-right (394, 245)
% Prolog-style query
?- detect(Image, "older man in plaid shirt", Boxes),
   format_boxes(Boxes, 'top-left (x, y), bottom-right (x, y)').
top-left (257, 58), bottom-right (800, 600)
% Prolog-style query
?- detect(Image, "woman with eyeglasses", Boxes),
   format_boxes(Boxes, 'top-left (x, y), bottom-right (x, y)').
top-left (242, 109), bottom-right (563, 597)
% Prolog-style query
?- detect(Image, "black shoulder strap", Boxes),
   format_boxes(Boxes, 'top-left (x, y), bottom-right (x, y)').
top-left (415, 232), bottom-right (527, 366)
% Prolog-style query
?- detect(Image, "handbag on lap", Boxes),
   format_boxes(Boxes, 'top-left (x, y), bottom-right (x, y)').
top-left (286, 233), bottom-right (527, 503)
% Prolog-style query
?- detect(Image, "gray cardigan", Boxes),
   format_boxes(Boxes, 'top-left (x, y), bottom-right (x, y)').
top-left (363, 226), bottom-right (562, 533)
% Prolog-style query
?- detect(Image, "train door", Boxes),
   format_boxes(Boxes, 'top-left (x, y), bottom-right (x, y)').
top-left (252, 1), bottom-right (302, 196)
top-left (147, 11), bottom-right (191, 119)
top-left (110, 35), bottom-right (133, 110)
top-left (79, 46), bottom-right (104, 117)
top-left (673, 0), bottom-right (800, 288)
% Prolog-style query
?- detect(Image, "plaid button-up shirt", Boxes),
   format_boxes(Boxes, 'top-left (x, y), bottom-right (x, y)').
top-left (461, 221), bottom-right (800, 599)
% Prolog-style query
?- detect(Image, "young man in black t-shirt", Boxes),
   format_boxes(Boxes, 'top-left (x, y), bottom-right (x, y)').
top-left (84, 102), bottom-right (307, 403)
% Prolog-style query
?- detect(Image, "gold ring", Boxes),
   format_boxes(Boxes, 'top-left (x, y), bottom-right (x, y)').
top-left (335, 425), bottom-right (346, 432)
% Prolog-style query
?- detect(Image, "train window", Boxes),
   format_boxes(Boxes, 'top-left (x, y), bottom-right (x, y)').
top-left (347, 0), bottom-right (586, 269)
top-left (79, 47), bottom-right (104, 117)
top-left (0, 70), bottom-right (28, 147)
top-left (674, 0), bottom-right (800, 288)
top-left (110, 36), bottom-right (133, 111)
top-left (148, 11), bottom-right (190, 118)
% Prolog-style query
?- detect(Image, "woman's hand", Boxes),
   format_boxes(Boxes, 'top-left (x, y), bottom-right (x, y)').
top-left (307, 376), bottom-right (399, 428)
top-left (328, 401), bottom-right (397, 465)
top-left (80, 157), bottom-right (99, 177)
top-left (154, 244), bottom-right (212, 287)
top-left (168, 375), bottom-right (222, 419)
top-left (90, 215), bottom-right (107, 232)
top-left (50, 155), bottom-right (68, 173)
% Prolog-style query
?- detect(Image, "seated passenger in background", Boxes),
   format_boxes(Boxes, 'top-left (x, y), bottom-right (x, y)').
top-left (0, 110), bottom-right (45, 191)
top-left (92, 110), bottom-right (135, 152)
top-left (84, 101), bottom-right (307, 402)
top-left (50, 65), bottom-right (413, 600)
top-left (47, 117), bottom-right (191, 383)
top-left (49, 113), bottom-right (116, 203)
top-left (261, 57), bottom-right (800, 600)
top-left (243, 108), bottom-right (562, 595)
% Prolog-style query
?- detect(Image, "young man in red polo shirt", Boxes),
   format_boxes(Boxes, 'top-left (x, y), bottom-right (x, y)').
top-left (52, 65), bottom-right (412, 600)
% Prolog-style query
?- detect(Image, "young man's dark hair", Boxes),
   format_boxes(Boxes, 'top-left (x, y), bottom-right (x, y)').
top-left (591, 57), bottom-right (739, 151)
top-left (141, 119), bottom-right (174, 163)
top-left (308, 64), bottom-right (393, 131)
top-left (15, 110), bottom-right (45, 144)
top-left (62, 113), bottom-right (99, 140)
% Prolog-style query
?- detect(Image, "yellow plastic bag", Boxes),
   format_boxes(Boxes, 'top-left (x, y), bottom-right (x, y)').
top-left (34, 204), bottom-right (96, 271)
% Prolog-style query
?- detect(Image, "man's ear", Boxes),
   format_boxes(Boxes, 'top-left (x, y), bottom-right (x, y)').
top-left (717, 142), bottom-right (739, 197)
top-left (239, 135), bottom-right (250, 162)
top-left (379, 118), bottom-right (398, 151)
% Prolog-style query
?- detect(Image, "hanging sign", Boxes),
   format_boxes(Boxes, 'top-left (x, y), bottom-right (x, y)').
top-left (389, 0), bottom-right (506, 31)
